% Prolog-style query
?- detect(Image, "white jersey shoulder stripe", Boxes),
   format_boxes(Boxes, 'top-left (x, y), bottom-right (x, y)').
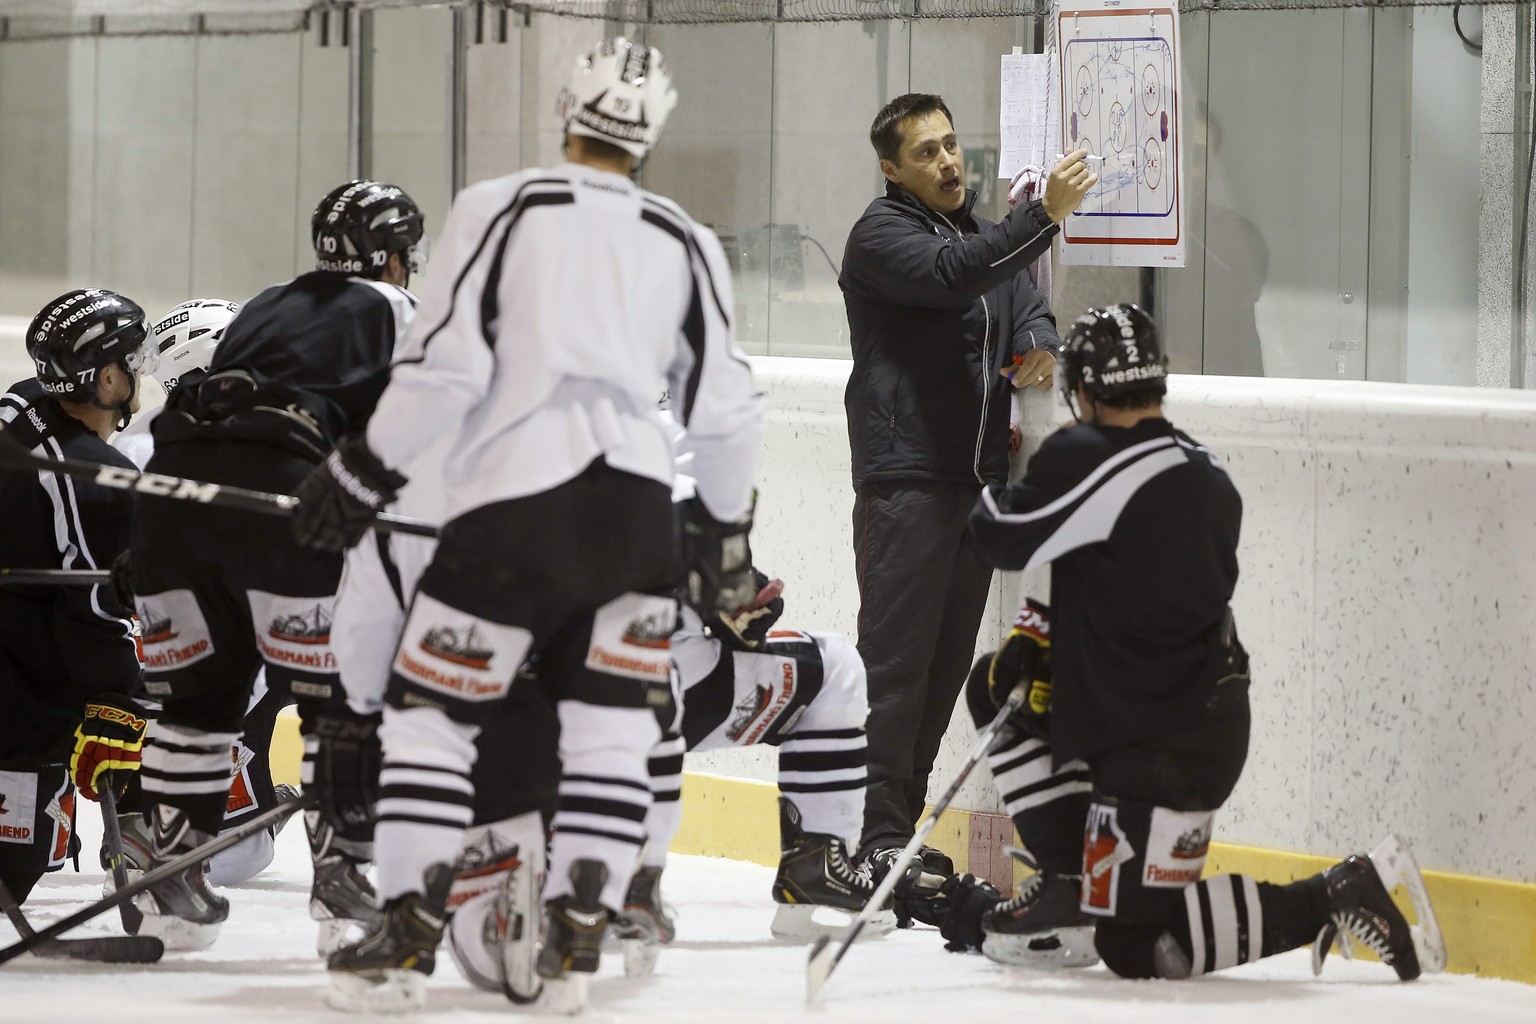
top-left (981, 435), bottom-right (1181, 526)
top-left (1016, 444), bottom-right (1190, 572)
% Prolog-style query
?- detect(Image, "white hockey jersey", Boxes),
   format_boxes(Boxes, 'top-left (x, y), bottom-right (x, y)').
top-left (367, 162), bottom-right (763, 523)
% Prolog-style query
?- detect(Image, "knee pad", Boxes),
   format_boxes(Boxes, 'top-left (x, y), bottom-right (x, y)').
top-left (1094, 920), bottom-right (1168, 979)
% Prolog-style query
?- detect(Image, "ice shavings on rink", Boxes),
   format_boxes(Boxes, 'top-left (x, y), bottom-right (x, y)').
top-left (2, 812), bottom-right (1533, 1024)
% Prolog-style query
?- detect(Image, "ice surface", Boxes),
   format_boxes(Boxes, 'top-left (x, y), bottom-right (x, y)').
top-left (3, 808), bottom-right (1533, 1023)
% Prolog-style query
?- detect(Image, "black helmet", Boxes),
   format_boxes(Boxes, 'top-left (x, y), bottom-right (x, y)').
top-left (1059, 303), bottom-right (1168, 406)
top-left (26, 289), bottom-right (153, 403)
top-left (311, 180), bottom-right (426, 278)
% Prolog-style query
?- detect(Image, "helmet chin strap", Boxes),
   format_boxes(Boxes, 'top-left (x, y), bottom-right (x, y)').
top-left (90, 359), bottom-right (137, 432)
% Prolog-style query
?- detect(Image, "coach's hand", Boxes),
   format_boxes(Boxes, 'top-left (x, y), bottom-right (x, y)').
top-left (71, 694), bottom-right (149, 802)
top-left (292, 437), bottom-right (407, 552)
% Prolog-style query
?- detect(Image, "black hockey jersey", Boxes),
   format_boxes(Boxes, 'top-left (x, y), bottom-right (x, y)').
top-left (0, 379), bottom-right (140, 763)
top-left (196, 271), bottom-right (416, 445)
top-left (968, 417), bottom-right (1243, 763)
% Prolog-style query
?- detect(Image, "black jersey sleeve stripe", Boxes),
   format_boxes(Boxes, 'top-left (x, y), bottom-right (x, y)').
top-left (394, 178), bottom-right (572, 366)
top-left (479, 192), bottom-right (576, 347)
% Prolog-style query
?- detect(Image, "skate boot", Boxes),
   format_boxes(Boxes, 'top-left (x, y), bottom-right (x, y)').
top-left (135, 803), bottom-right (229, 952)
top-left (306, 810), bottom-right (381, 956)
top-left (611, 864), bottom-right (677, 977)
top-left (325, 864), bottom-right (453, 1014)
top-left (537, 859), bottom-right (611, 1014)
top-left (980, 849), bottom-right (1098, 968)
top-left (101, 809), bottom-right (152, 896)
top-left (771, 797), bottom-right (893, 941)
top-left (1312, 834), bottom-right (1447, 981)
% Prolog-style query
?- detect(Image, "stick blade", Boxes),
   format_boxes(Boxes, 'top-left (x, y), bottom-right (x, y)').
top-left (805, 934), bottom-right (836, 1004)
top-left (33, 935), bottom-right (164, 964)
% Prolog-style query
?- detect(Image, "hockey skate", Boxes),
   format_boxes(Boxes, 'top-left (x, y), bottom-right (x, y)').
top-left (537, 859), bottom-right (611, 1015)
top-left (489, 828), bottom-right (546, 1003)
top-left (980, 848), bottom-right (1098, 969)
top-left (134, 803), bottom-right (229, 952)
top-left (610, 864), bottom-right (677, 977)
top-left (100, 809), bottom-right (152, 896)
top-left (306, 810), bottom-right (381, 956)
top-left (1311, 834), bottom-right (1447, 981)
top-left (771, 797), bottom-right (895, 942)
top-left (325, 864), bottom-right (453, 1015)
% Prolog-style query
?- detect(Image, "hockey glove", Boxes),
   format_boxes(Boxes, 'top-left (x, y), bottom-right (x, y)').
top-left (709, 571), bottom-right (785, 652)
top-left (291, 437), bottom-right (408, 553)
top-left (679, 493), bottom-right (756, 619)
top-left (989, 599), bottom-right (1053, 739)
top-left (71, 693), bottom-right (149, 802)
top-left (310, 707), bottom-right (382, 855)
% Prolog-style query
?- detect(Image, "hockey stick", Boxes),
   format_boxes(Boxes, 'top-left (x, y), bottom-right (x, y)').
top-left (0, 569), bottom-right (111, 586)
top-left (0, 791), bottom-right (315, 967)
top-left (0, 873), bottom-right (163, 964)
top-left (0, 428), bottom-right (437, 539)
top-left (98, 777), bottom-right (144, 934)
top-left (805, 683), bottom-right (1027, 1003)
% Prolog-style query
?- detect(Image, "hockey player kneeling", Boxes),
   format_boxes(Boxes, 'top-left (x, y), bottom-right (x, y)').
top-left (962, 304), bottom-right (1447, 982)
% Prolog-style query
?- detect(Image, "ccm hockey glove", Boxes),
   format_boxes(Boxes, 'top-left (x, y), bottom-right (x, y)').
top-left (709, 571), bottom-right (785, 652)
top-left (989, 599), bottom-right (1053, 739)
top-left (680, 493), bottom-right (756, 620)
top-left (292, 437), bottom-right (407, 552)
top-left (71, 693), bottom-right (149, 801)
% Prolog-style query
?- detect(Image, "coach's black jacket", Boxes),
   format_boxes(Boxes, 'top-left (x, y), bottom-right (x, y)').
top-left (969, 418), bottom-right (1245, 764)
top-left (840, 183), bottom-right (1061, 490)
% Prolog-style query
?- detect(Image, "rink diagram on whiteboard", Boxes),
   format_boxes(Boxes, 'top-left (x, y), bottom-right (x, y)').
top-left (1054, 2), bottom-right (1183, 263)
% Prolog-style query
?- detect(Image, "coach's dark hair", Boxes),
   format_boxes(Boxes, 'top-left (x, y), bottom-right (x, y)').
top-left (870, 94), bottom-right (955, 163)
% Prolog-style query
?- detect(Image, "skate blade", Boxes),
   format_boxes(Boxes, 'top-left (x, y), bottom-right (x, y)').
top-left (496, 844), bottom-right (545, 1004)
top-left (135, 903), bottom-right (222, 952)
top-left (622, 936), bottom-right (661, 977)
top-left (1369, 834), bottom-right (1448, 975)
top-left (770, 903), bottom-right (897, 942)
top-left (981, 926), bottom-right (1100, 969)
top-left (324, 968), bottom-right (427, 1014)
top-left (539, 974), bottom-right (589, 1015)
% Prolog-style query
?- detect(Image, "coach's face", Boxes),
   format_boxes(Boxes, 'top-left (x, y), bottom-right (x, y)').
top-left (881, 111), bottom-right (965, 214)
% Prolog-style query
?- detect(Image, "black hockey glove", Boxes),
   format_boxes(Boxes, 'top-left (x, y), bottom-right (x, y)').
top-left (292, 437), bottom-right (407, 553)
top-left (891, 864), bottom-right (1002, 953)
top-left (708, 570), bottom-right (785, 652)
top-left (989, 599), bottom-right (1053, 739)
top-left (679, 493), bottom-right (756, 619)
top-left (310, 707), bottom-right (381, 853)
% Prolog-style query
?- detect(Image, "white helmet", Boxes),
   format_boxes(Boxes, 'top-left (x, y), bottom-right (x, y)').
top-left (558, 37), bottom-right (678, 160)
top-left (148, 298), bottom-right (239, 395)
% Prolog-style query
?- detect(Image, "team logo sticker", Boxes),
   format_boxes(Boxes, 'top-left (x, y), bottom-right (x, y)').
top-left (136, 589), bottom-right (214, 671)
top-left (0, 770), bottom-right (40, 846)
top-left (1082, 802), bottom-right (1135, 916)
top-left (394, 592), bottom-right (529, 702)
top-left (1143, 807), bottom-right (1214, 888)
top-left (247, 590), bottom-right (340, 674)
top-left (725, 654), bottom-right (800, 746)
top-left (586, 594), bottom-right (675, 682)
